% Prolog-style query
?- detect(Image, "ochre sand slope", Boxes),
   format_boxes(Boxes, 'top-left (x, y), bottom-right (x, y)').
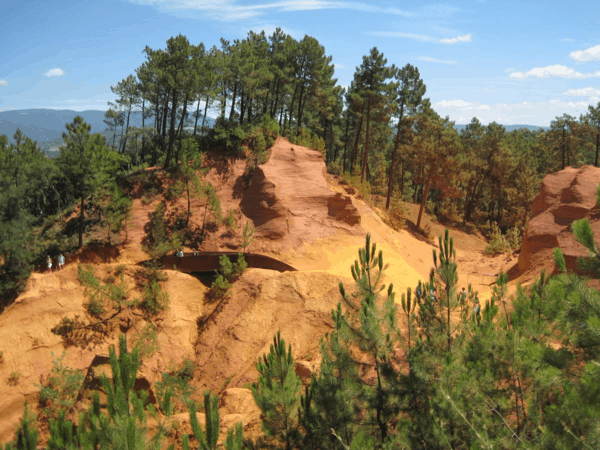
top-left (0, 137), bottom-right (499, 443)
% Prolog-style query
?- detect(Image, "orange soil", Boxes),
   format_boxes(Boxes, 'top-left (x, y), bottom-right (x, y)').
top-left (0, 137), bottom-right (525, 444)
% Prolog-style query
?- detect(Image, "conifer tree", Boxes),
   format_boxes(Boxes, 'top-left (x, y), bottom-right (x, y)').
top-left (58, 116), bottom-right (123, 248)
top-left (315, 233), bottom-right (401, 446)
top-left (14, 404), bottom-right (37, 450)
top-left (252, 331), bottom-right (301, 450)
top-left (183, 390), bottom-right (243, 450)
top-left (386, 64), bottom-right (426, 209)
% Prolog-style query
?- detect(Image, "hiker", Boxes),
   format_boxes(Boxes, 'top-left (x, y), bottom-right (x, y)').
top-left (175, 249), bottom-right (184, 257)
top-left (416, 283), bottom-right (422, 299)
top-left (460, 287), bottom-right (467, 304)
top-left (58, 253), bottom-right (65, 271)
top-left (430, 288), bottom-right (437, 302)
top-left (46, 256), bottom-right (53, 273)
top-left (473, 296), bottom-right (481, 315)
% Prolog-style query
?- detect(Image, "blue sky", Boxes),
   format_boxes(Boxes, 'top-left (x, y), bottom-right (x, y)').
top-left (2, 0), bottom-right (600, 126)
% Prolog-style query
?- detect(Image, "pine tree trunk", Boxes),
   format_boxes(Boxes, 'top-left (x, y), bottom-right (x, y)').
top-left (595, 132), bottom-right (600, 167)
top-left (175, 93), bottom-right (189, 163)
top-left (79, 194), bottom-right (84, 249)
top-left (229, 81), bottom-right (238, 123)
top-left (287, 83), bottom-right (299, 132)
top-left (361, 99), bottom-right (371, 183)
top-left (386, 118), bottom-right (403, 209)
top-left (141, 99), bottom-right (146, 163)
top-left (121, 103), bottom-right (132, 153)
top-left (165, 88), bottom-right (178, 168)
top-left (416, 171), bottom-right (432, 229)
top-left (297, 80), bottom-right (306, 135)
top-left (201, 96), bottom-right (209, 136)
top-left (193, 98), bottom-right (201, 136)
top-left (351, 114), bottom-right (363, 174)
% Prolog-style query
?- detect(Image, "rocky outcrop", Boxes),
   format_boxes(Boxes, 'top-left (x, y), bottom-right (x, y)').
top-left (240, 138), bottom-right (360, 248)
top-left (518, 165), bottom-right (600, 274)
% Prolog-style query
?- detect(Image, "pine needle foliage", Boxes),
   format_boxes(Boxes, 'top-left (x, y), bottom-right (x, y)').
top-left (252, 331), bottom-right (301, 450)
top-left (182, 390), bottom-right (243, 450)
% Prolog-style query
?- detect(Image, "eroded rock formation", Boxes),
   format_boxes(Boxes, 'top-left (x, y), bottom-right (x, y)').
top-left (518, 165), bottom-right (600, 274)
top-left (240, 138), bottom-right (360, 248)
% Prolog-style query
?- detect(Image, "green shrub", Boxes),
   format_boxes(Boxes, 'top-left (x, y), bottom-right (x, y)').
top-left (224, 209), bottom-right (237, 231)
top-left (386, 197), bottom-right (408, 231)
top-left (339, 171), bottom-right (371, 200)
top-left (132, 323), bottom-right (160, 360)
top-left (208, 274), bottom-right (231, 301)
top-left (37, 353), bottom-right (84, 421)
top-left (241, 221), bottom-right (255, 252)
top-left (8, 371), bottom-right (21, 386)
top-left (327, 160), bottom-right (343, 176)
top-left (143, 202), bottom-right (182, 259)
top-left (484, 222), bottom-right (512, 255)
top-left (219, 253), bottom-right (247, 282)
top-left (155, 358), bottom-right (197, 413)
top-left (140, 280), bottom-right (169, 316)
top-left (258, 114), bottom-right (280, 148)
top-left (506, 225), bottom-right (522, 249)
top-left (292, 127), bottom-right (326, 155)
top-left (207, 254), bottom-right (247, 301)
top-left (78, 264), bottom-right (131, 318)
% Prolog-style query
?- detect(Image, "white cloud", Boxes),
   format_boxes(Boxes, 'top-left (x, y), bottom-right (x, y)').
top-left (562, 87), bottom-right (600, 96)
top-left (371, 31), bottom-right (471, 44)
top-left (334, 63), bottom-right (347, 69)
top-left (440, 33), bottom-right (471, 44)
top-left (129, 0), bottom-right (413, 21)
top-left (0, 79), bottom-right (7, 86)
top-left (437, 99), bottom-right (473, 108)
top-left (569, 44), bottom-right (600, 62)
top-left (433, 98), bottom-right (600, 126)
top-left (416, 56), bottom-right (457, 64)
top-left (510, 64), bottom-right (600, 79)
top-left (371, 31), bottom-right (435, 42)
top-left (44, 68), bottom-right (65, 77)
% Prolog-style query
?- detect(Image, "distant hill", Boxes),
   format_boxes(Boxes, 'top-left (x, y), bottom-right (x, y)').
top-left (0, 109), bottom-right (215, 155)
top-left (453, 123), bottom-right (549, 132)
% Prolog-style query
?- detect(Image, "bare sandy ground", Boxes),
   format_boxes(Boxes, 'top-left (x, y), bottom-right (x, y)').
top-left (0, 137), bottom-right (517, 444)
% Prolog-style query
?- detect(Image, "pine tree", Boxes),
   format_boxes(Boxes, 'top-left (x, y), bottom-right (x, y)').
top-left (252, 331), bottom-right (301, 450)
top-left (14, 403), bottom-right (37, 450)
top-left (183, 390), bottom-right (243, 450)
top-left (58, 116), bottom-right (123, 248)
top-left (386, 64), bottom-right (426, 209)
top-left (329, 233), bottom-right (401, 445)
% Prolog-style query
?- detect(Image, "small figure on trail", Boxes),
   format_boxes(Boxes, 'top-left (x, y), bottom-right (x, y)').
top-left (473, 296), bottom-right (481, 315)
top-left (460, 287), bottom-right (467, 304)
top-left (416, 283), bottom-right (422, 300)
top-left (430, 287), bottom-right (437, 303)
top-left (58, 254), bottom-right (65, 271)
top-left (46, 256), bottom-right (53, 273)
top-left (175, 249), bottom-right (184, 257)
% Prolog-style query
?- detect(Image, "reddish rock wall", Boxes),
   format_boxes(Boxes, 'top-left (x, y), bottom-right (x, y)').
top-left (518, 165), bottom-right (600, 274)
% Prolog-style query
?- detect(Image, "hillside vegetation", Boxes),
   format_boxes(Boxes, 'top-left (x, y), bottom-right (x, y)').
top-left (2, 28), bottom-right (600, 449)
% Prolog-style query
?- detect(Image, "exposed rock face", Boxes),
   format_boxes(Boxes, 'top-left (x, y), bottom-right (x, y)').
top-left (194, 269), bottom-right (343, 393)
top-left (518, 165), bottom-right (600, 274)
top-left (240, 138), bottom-right (360, 248)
